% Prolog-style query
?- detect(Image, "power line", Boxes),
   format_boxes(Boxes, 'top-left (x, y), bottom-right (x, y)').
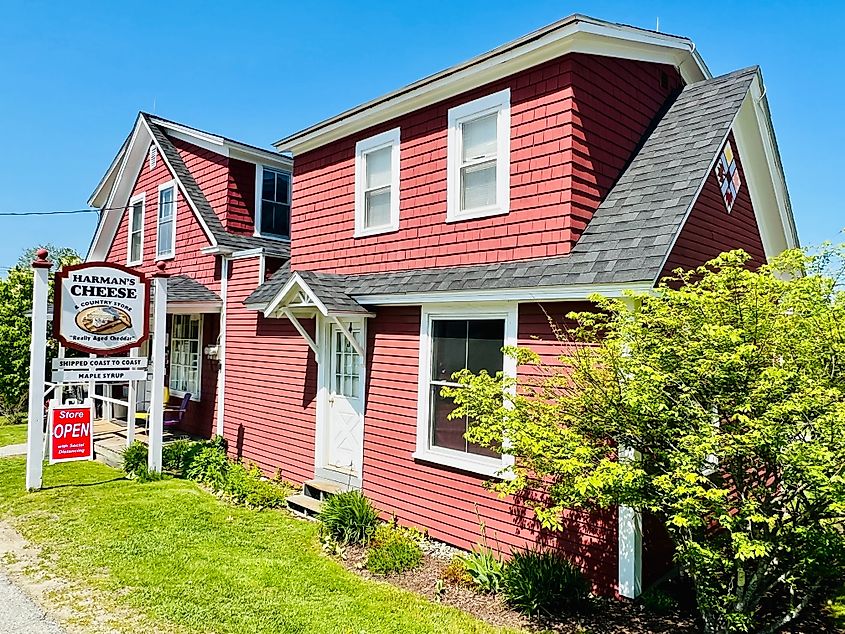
top-left (0, 204), bottom-right (131, 218)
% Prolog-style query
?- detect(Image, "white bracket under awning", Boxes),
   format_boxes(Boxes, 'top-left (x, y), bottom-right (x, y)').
top-left (330, 316), bottom-right (365, 358)
top-left (282, 308), bottom-right (318, 355)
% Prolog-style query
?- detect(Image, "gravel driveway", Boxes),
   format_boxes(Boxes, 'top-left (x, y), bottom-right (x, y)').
top-left (0, 569), bottom-right (65, 633)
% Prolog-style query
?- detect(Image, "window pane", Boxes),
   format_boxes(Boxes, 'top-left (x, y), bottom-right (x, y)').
top-left (431, 386), bottom-right (466, 452)
top-left (159, 188), bottom-right (173, 218)
top-left (157, 220), bottom-right (172, 255)
top-left (462, 114), bottom-right (497, 161)
top-left (276, 172), bottom-right (291, 205)
top-left (261, 202), bottom-right (290, 237)
top-left (467, 320), bottom-right (504, 374)
top-left (131, 202), bottom-right (143, 230)
top-left (130, 233), bottom-right (141, 261)
top-left (262, 170), bottom-right (276, 201)
top-left (365, 146), bottom-right (392, 189)
top-left (461, 162), bottom-right (497, 211)
top-left (431, 320), bottom-right (467, 382)
top-left (364, 189), bottom-right (391, 228)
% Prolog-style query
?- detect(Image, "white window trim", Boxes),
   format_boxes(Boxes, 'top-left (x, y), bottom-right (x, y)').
top-left (169, 313), bottom-right (202, 403)
top-left (446, 89), bottom-right (511, 223)
top-left (254, 164), bottom-right (292, 241)
top-left (414, 302), bottom-right (517, 478)
top-left (126, 192), bottom-right (145, 266)
top-left (156, 180), bottom-right (177, 260)
top-left (354, 127), bottom-right (401, 237)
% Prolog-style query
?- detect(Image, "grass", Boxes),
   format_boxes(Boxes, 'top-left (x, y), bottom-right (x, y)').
top-left (0, 458), bottom-right (516, 634)
top-left (0, 424), bottom-right (26, 447)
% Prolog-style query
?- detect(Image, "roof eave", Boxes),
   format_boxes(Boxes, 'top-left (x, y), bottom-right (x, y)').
top-left (274, 15), bottom-right (709, 155)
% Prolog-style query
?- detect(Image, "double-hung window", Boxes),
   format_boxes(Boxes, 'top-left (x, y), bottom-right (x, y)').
top-left (354, 128), bottom-right (400, 237)
top-left (447, 89), bottom-right (510, 222)
top-left (415, 304), bottom-right (517, 476)
top-left (257, 166), bottom-right (291, 239)
top-left (156, 182), bottom-right (176, 259)
top-left (169, 314), bottom-right (201, 400)
top-left (127, 193), bottom-right (144, 265)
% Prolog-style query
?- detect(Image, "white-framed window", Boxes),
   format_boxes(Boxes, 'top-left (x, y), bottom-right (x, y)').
top-left (127, 193), bottom-right (145, 266)
top-left (169, 314), bottom-right (202, 401)
top-left (446, 89), bottom-right (511, 222)
top-left (156, 181), bottom-right (177, 259)
top-left (255, 166), bottom-right (291, 239)
top-left (414, 303), bottom-right (517, 477)
top-left (354, 127), bottom-right (401, 237)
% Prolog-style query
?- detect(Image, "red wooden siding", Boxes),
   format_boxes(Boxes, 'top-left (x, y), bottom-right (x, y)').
top-left (361, 302), bottom-right (617, 593)
top-left (221, 257), bottom-right (317, 482)
top-left (290, 53), bottom-right (680, 275)
top-left (661, 132), bottom-right (766, 277)
top-left (226, 158), bottom-right (257, 235)
top-left (172, 138), bottom-right (229, 220)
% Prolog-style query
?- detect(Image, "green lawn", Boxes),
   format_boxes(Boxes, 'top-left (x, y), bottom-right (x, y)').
top-left (0, 424), bottom-right (26, 447)
top-left (0, 458), bottom-right (515, 634)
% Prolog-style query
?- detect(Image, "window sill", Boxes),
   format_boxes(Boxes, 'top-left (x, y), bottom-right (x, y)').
top-left (252, 232), bottom-right (291, 242)
top-left (445, 205), bottom-right (509, 223)
top-left (354, 223), bottom-right (399, 239)
top-left (412, 448), bottom-right (513, 479)
top-left (156, 253), bottom-right (175, 261)
top-left (169, 389), bottom-right (200, 403)
top-left (126, 259), bottom-right (142, 267)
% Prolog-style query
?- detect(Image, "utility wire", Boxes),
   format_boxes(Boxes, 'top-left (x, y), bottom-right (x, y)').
top-left (0, 205), bottom-right (129, 217)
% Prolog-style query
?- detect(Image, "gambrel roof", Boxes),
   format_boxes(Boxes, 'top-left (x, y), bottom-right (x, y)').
top-left (247, 66), bottom-right (798, 310)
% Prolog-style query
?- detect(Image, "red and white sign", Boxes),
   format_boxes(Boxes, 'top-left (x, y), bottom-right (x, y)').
top-left (48, 400), bottom-right (94, 464)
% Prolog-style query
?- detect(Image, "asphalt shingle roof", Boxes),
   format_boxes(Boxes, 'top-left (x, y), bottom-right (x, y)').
top-left (245, 67), bottom-right (757, 309)
top-left (166, 275), bottom-right (221, 304)
top-left (144, 115), bottom-right (291, 260)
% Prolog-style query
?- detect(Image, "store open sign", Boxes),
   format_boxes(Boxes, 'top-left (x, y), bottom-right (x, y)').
top-left (49, 401), bottom-right (94, 464)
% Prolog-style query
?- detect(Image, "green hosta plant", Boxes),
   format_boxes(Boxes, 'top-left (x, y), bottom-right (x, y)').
top-left (446, 246), bottom-right (845, 633)
top-left (460, 545), bottom-right (504, 593)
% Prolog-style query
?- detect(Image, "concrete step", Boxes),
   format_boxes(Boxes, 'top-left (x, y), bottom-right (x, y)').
top-left (286, 494), bottom-right (323, 517)
top-left (303, 479), bottom-right (347, 500)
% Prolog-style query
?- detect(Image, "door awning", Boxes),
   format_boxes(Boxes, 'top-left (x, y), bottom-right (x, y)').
top-left (263, 270), bottom-right (372, 320)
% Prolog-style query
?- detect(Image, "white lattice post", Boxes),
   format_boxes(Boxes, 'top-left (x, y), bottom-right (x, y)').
top-left (148, 262), bottom-right (169, 473)
top-left (126, 346), bottom-right (138, 447)
top-left (25, 249), bottom-right (51, 491)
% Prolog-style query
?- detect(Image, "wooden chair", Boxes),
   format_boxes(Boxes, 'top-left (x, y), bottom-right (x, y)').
top-left (164, 393), bottom-right (192, 428)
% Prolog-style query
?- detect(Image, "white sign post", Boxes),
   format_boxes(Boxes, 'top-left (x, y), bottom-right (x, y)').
top-left (148, 264), bottom-right (169, 473)
top-left (25, 250), bottom-right (51, 491)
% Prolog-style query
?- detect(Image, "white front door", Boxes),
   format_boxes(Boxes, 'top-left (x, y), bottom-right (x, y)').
top-left (322, 322), bottom-right (365, 480)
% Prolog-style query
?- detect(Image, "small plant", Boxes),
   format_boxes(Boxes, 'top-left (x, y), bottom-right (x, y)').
top-left (365, 523), bottom-right (423, 575)
top-left (121, 441), bottom-right (148, 476)
top-left (135, 465), bottom-right (166, 483)
top-left (318, 490), bottom-right (380, 545)
top-left (502, 548), bottom-right (589, 617)
top-left (639, 587), bottom-right (678, 616)
top-left (186, 445), bottom-right (229, 489)
top-left (440, 556), bottom-right (472, 586)
top-left (162, 439), bottom-right (199, 476)
top-left (460, 545), bottom-right (504, 593)
top-left (222, 462), bottom-right (288, 509)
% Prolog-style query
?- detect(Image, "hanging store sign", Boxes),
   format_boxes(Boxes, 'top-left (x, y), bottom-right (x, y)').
top-left (54, 262), bottom-right (150, 355)
top-left (48, 399), bottom-right (95, 464)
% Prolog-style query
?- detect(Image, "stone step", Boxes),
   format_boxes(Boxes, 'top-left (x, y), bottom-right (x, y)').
top-left (303, 479), bottom-right (347, 500)
top-left (286, 494), bottom-right (323, 516)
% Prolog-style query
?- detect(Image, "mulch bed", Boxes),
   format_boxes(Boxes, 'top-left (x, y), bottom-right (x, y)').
top-left (336, 544), bottom-right (700, 633)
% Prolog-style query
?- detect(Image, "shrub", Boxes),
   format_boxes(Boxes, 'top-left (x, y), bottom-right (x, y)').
top-left (162, 439), bottom-right (199, 476)
top-left (186, 445), bottom-right (229, 490)
top-left (440, 556), bottom-right (472, 586)
top-left (460, 546), bottom-right (504, 593)
top-left (222, 462), bottom-right (288, 509)
top-left (366, 524), bottom-right (423, 574)
top-left (318, 490), bottom-right (380, 545)
top-left (122, 441), bottom-right (148, 476)
top-left (639, 587), bottom-right (679, 616)
top-left (502, 549), bottom-right (589, 617)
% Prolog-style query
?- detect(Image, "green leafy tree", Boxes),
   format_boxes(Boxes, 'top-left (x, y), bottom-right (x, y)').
top-left (446, 248), bottom-right (845, 634)
top-left (0, 245), bottom-right (81, 421)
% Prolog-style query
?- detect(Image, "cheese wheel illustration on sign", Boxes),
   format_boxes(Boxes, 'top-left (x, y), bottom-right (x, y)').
top-left (75, 305), bottom-right (132, 335)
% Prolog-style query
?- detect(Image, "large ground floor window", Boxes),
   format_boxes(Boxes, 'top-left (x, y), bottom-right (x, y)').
top-left (170, 314), bottom-right (201, 400)
top-left (415, 304), bottom-right (517, 476)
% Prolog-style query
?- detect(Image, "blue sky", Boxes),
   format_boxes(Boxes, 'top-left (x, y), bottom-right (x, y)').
top-left (0, 1), bottom-right (841, 269)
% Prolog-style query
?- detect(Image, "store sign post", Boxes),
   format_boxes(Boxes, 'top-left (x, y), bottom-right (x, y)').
top-left (48, 399), bottom-right (94, 464)
top-left (53, 262), bottom-right (150, 355)
top-left (51, 356), bottom-right (149, 383)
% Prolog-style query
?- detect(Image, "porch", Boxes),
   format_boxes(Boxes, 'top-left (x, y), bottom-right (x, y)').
top-left (91, 417), bottom-right (197, 469)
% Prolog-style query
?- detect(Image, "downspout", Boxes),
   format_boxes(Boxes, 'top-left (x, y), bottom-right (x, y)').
top-left (215, 255), bottom-right (229, 437)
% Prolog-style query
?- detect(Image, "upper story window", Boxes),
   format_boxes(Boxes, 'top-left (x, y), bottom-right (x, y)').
top-left (446, 89), bottom-right (510, 222)
top-left (156, 182), bottom-right (176, 259)
top-left (127, 193), bottom-right (145, 265)
top-left (257, 166), bottom-right (291, 239)
top-left (354, 128), bottom-right (400, 237)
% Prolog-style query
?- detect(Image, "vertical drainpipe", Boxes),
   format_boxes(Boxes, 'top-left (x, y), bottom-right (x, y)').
top-left (617, 296), bottom-right (643, 599)
top-left (215, 255), bottom-right (229, 438)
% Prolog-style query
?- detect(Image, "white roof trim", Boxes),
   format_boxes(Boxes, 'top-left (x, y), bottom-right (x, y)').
top-left (275, 14), bottom-right (710, 155)
top-left (264, 272), bottom-right (330, 318)
top-left (167, 301), bottom-right (222, 314)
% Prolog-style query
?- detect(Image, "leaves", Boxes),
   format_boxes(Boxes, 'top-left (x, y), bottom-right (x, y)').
top-left (449, 246), bottom-right (845, 633)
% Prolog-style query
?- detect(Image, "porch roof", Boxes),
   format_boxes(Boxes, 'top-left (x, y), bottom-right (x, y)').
top-left (260, 264), bottom-right (371, 318)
